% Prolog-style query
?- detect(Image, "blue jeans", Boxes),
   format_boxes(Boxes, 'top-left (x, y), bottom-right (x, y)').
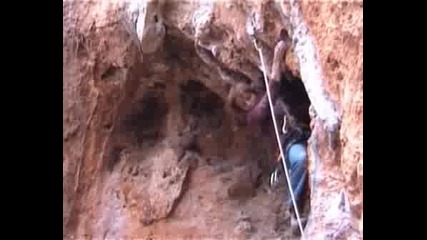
top-left (286, 142), bottom-right (308, 209)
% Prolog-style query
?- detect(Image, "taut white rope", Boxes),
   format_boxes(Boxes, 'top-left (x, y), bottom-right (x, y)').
top-left (252, 39), bottom-right (306, 239)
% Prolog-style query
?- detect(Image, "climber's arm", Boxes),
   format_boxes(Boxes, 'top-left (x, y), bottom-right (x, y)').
top-left (247, 39), bottom-right (287, 126)
top-left (247, 81), bottom-right (280, 125)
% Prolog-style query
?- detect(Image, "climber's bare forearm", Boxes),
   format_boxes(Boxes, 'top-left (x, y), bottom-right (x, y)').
top-left (271, 41), bottom-right (287, 83)
top-left (247, 39), bottom-right (287, 125)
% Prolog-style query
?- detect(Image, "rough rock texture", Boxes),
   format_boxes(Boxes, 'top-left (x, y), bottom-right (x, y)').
top-left (298, 2), bottom-right (363, 239)
top-left (63, 0), bottom-right (362, 239)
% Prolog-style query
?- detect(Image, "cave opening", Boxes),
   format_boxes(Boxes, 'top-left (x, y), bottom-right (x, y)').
top-left (122, 83), bottom-right (169, 146)
top-left (106, 83), bottom-right (169, 171)
top-left (276, 69), bottom-right (313, 219)
top-left (179, 79), bottom-right (225, 130)
top-left (278, 69), bottom-right (312, 132)
top-left (102, 27), bottom-right (315, 236)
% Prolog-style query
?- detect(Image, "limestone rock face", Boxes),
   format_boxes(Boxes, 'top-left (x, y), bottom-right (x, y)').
top-left (63, 0), bottom-right (362, 239)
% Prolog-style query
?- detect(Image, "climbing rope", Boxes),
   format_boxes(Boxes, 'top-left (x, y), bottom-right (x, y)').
top-left (252, 38), bottom-right (306, 239)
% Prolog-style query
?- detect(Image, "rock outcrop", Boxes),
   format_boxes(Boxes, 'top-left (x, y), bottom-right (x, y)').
top-left (63, 0), bottom-right (362, 239)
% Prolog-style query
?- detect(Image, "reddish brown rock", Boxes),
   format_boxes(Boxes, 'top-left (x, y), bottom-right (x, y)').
top-left (63, 0), bottom-right (362, 239)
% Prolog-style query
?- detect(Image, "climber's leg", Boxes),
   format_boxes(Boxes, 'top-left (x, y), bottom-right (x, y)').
top-left (286, 142), bottom-right (308, 212)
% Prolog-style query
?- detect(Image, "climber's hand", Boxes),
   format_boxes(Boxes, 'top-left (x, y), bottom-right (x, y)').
top-left (274, 29), bottom-right (289, 60)
top-left (270, 159), bottom-right (284, 187)
top-left (271, 35), bottom-right (288, 82)
top-left (274, 41), bottom-right (287, 62)
top-left (270, 168), bottom-right (279, 187)
top-left (282, 115), bottom-right (288, 134)
top-left (278, 28), bottom-right (290, 42)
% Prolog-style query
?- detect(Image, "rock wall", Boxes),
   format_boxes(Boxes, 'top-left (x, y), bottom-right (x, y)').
top-left (299, 2), bottom-right (363, 239)
top-left (63, 0), bottom-right (362, 239)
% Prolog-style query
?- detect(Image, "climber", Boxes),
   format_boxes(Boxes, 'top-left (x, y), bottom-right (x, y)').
top-left (245, 30), bottom-right (311, 230)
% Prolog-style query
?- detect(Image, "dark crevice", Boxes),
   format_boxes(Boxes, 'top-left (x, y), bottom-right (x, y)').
top-left (279, 69), bottom-right (312, 130)
top-left (120, 85), bottom-right (169, 146)
top-left (179, 80), bottom-right (225, 118)
top-left (101, 66), bottom-right (121, 80)
top-left (106, 146), bottom-right (124, 172)
top-left (278, 70), bottom-right (313, 219)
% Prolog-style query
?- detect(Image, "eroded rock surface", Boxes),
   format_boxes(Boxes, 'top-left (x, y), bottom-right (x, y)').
top-left (63, 0), bottom-right (362, 239)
